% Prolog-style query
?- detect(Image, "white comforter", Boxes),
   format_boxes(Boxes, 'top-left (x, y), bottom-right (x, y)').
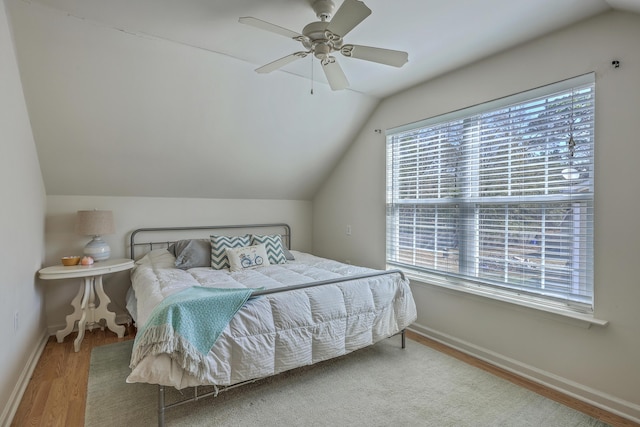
top-left (126, 249), bottom-right (417, 389)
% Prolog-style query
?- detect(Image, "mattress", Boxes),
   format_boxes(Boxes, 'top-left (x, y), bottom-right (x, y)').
top-left (126, 248), bottom-right (417, 389)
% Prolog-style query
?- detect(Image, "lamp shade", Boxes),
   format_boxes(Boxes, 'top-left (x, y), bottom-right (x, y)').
top-left (76, 210), bottom-right (115, 261)
top-left (76, 210), bottom-right (115, 236)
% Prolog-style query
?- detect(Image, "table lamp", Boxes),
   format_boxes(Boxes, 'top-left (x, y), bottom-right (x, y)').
top-left (76, 210), bottom-right (115, 261)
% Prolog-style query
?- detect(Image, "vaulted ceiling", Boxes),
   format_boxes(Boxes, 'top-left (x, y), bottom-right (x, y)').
top-left (7, 0), bottom-right (640, 200)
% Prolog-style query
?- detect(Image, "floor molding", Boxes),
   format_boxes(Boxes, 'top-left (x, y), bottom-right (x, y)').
top-left (409, 323), bottom-right (640, 425)
top-left (0, 329), bottom-right (49, 427)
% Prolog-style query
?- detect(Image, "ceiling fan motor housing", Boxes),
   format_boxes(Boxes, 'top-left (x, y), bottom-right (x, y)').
top-left (302, 21), bottom-right (343, 55)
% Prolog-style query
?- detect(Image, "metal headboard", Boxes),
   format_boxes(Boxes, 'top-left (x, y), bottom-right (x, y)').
top-left (129, 223), bottom-right (291, 260)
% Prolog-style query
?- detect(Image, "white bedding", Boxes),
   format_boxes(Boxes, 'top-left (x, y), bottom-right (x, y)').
top-left (126, 249), bottom-right (417, 389)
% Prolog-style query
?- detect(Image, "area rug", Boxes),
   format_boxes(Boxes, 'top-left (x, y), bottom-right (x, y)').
top-left (86, 338), bottom-right (609, 427)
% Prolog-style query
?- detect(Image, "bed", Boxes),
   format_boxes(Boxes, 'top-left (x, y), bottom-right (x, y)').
top-left (125, 224), bottom-right (417, 426)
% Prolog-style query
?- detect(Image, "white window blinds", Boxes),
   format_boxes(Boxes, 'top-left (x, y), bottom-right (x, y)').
top-left (386, 74), bottom-right (595, 312)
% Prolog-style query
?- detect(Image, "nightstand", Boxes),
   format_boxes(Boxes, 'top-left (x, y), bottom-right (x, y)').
top-left (39, 258), bottom-right (134, 352)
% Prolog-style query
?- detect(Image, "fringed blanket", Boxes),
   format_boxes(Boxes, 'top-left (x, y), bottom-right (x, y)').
top-left (130, 286), bottom-right (255, 380)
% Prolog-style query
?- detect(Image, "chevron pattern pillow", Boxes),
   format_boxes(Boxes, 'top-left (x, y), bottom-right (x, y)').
top-left (210, 235), bottom-right (251, 270)
top-left (250, 234), bottom-right (287, 265)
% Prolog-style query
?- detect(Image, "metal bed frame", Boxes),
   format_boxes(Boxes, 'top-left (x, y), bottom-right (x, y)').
top-left (128, 223), bottom-right (407, 427)
top-left (129, 223), bottom-right (293, 260)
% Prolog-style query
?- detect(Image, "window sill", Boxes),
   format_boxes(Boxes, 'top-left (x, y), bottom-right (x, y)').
top-left (400, 269), bottom-right (609, 328)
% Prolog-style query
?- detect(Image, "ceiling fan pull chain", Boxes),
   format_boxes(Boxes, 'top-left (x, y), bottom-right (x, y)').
top-left (310, 54), bottom-right (314, 95)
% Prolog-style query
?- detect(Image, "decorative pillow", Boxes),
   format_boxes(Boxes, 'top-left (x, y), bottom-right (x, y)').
top-left (250, 234), bottom-right (287, 265)
top-left (168, 239), bottom-right (211, 269)
top-left (282, 246), bottom-right (295, 261)
top-left (166, 242), bottom-right (178, 257)
top-left (167, 241), bottom-right (191, 257)
top-left (226, 244), bottom-right (271, 272)
top-left (210, 234), bottom-right (251, 270)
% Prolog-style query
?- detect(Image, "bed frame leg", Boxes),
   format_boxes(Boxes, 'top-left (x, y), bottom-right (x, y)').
top-left (158, 385), bottom-right (166, 427)
top-left (401, 329), bottom-right (406, 349)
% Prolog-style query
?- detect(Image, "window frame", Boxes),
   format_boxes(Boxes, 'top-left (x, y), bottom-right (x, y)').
top-left (385, 74), bottom-right (602, 323)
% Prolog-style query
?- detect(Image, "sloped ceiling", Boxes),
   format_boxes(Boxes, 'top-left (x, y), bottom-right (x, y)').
top-left (7, 0), bottom-right (638, 200)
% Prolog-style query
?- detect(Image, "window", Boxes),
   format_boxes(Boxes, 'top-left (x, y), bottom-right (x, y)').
top-left (386, 74), bottom-right (595, 313)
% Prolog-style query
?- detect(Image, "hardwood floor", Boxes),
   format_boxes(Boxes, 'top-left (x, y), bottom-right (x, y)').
top-left (10, 327), bottom-right (638, 426)
top-left (11, 326), bottom-right (135, 427)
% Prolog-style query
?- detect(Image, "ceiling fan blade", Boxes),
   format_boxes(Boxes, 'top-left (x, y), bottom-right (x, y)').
top-left (326, 0), bottom-right (371, 38)
top-left (255, 52), bottom-right (309, 74)
top-left (239, 17), bottom-right (303, 40)
top-left (341, 44), bottom-right (408, 67)
top-left (321, 58), bottom-right (349, 91)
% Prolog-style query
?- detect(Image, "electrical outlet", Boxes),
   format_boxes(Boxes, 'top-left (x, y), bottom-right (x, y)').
top-left (13, 311), bottom-right (19, 332)
top-left (346, 224), bottom-right (352, 236)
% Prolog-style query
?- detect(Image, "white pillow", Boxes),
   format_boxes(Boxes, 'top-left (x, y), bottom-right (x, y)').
top-left (226, 244), bottom-right (271, 272)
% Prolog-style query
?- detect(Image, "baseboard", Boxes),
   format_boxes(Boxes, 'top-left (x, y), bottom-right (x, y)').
top-left (409, 322), bottom-right (640, 424)
top-left (0, 329), bottom-right (49, 427)
top-left (46, 313), bottom-right (133, 336)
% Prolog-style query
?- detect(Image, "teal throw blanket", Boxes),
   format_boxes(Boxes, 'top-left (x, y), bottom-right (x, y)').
top-left (130, 286), bottom-right (255, 380)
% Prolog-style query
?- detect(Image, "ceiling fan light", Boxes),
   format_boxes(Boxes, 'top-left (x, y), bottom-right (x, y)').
top-left (314, 43), bottom-right (331, 59)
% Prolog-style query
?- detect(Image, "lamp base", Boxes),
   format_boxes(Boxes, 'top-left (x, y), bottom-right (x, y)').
top-left (84, 236), bottom-right (111, 261)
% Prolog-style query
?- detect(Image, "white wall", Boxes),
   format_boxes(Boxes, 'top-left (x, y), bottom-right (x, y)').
top-left (0, 0), bottom-right (47, 423)
top-left (44, 196), bottom-right (312, 332)
top-left (6, 0), bottom-right (378, 201)
top-left (313, 11), bottom-right (640, 422)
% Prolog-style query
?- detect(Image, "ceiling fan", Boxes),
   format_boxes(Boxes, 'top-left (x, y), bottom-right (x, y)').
top-left (239, 0), bottom-right (409, 91)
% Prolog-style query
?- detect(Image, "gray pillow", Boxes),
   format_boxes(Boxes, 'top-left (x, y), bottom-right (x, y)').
top-left (283, 246), bottom-right (295, 261)
top-left (170, 239), bottom-right (211, 269)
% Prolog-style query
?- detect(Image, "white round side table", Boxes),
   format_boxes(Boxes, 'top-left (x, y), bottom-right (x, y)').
top-left (39, 258), bottom-right (134, 352)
